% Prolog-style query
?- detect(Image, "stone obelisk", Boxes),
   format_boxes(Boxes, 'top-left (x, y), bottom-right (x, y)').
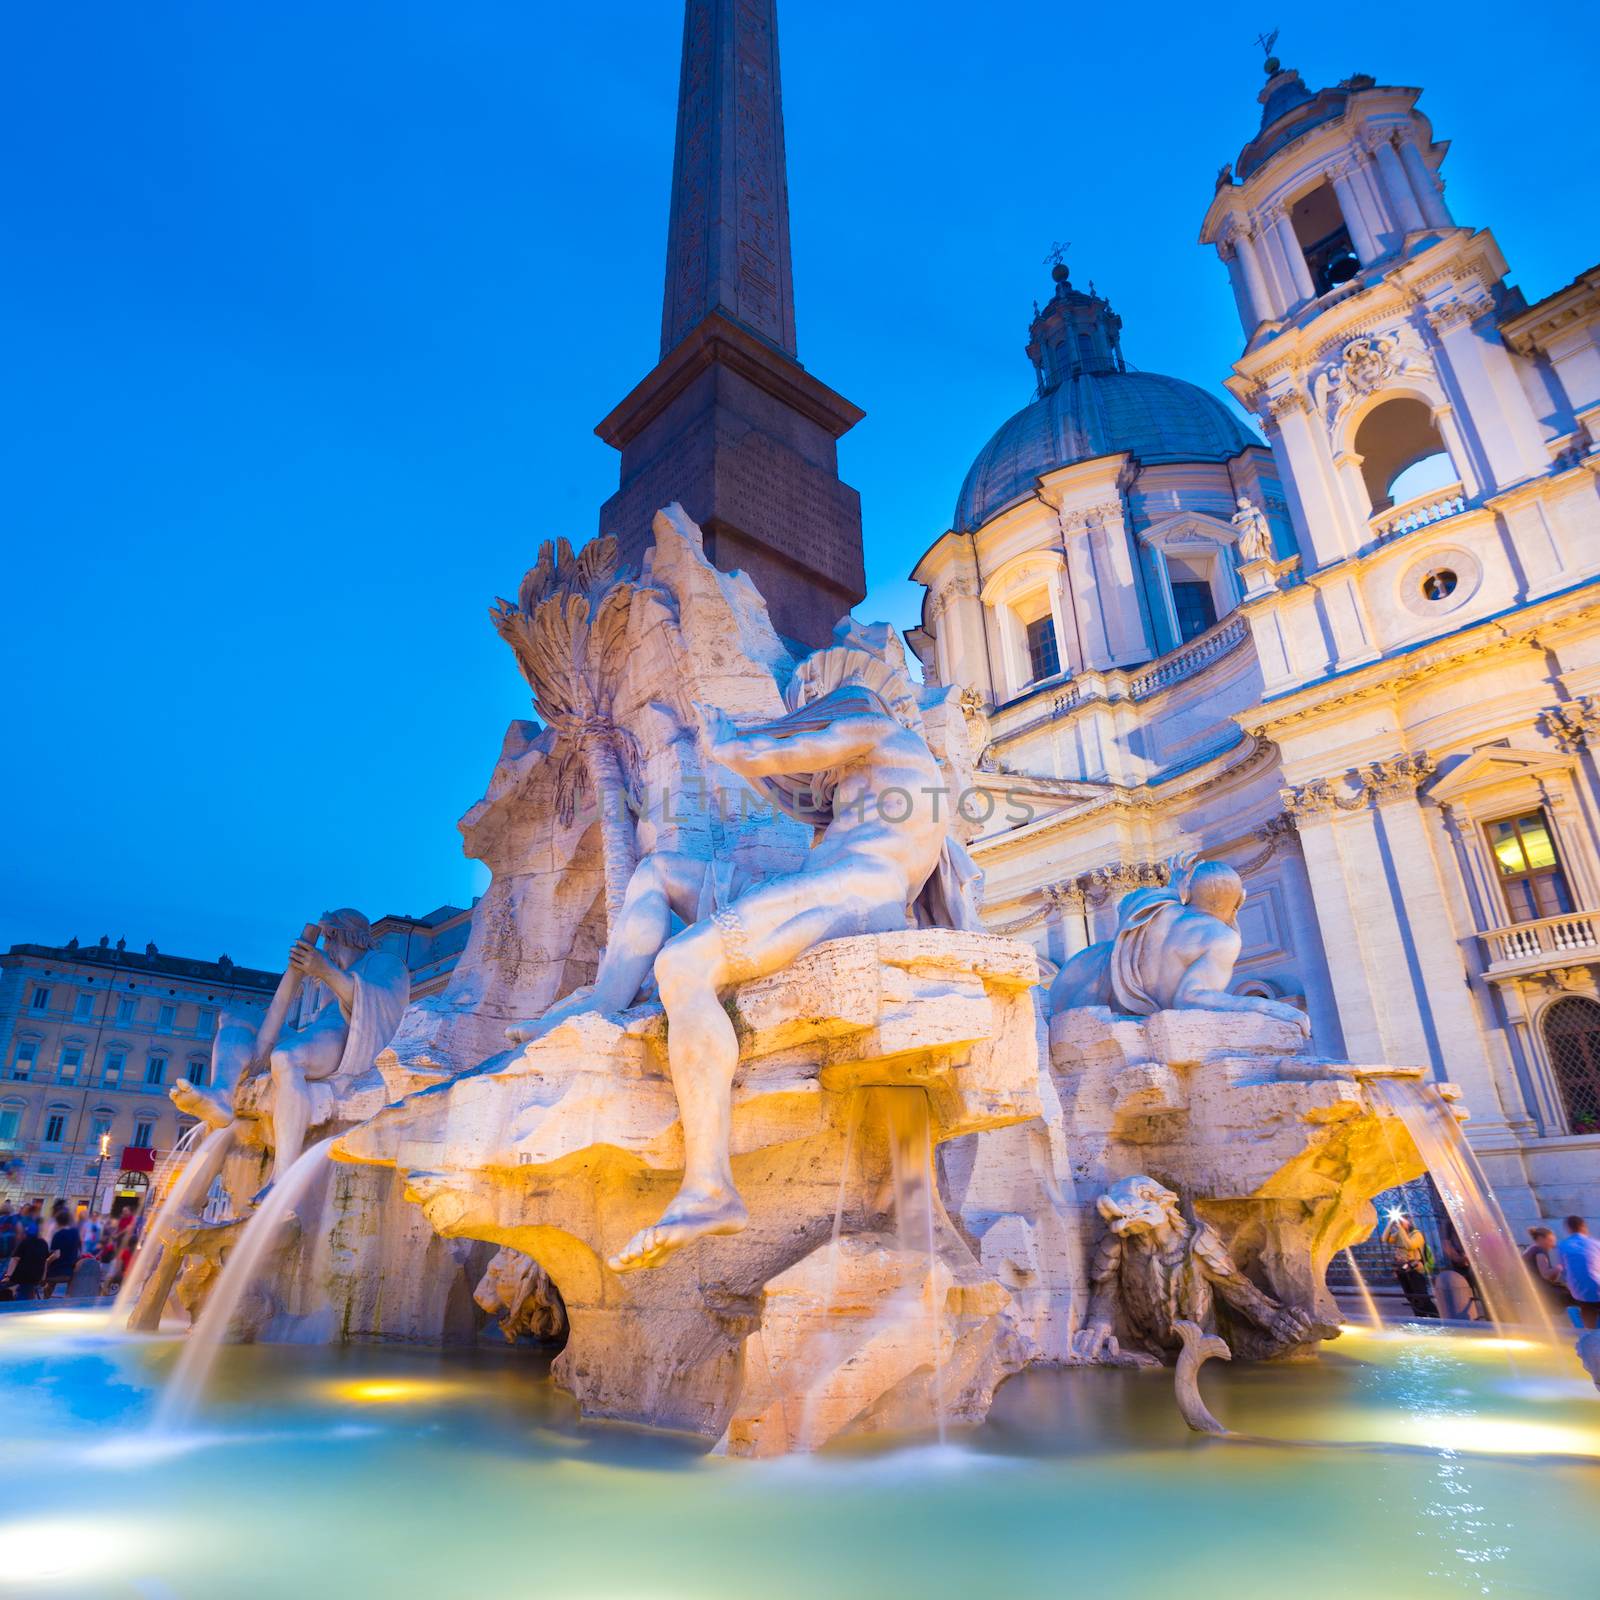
top-left (595, 0), bottom-right (866, 648)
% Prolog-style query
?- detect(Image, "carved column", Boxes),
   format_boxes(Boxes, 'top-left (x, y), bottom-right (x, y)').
top-left (1271, 210), bottom-right (1317, 306)
top-left (1371, 133), bottom-right (1426, 236)
top-left (1426, 296), bottom-right (1549, 491)
top-left (1280, 778), bottom-right (1415, 1064)
top-left (1363, 755), bottom-right (1525, 1142)
top-left (1329, 161), bottom-right (1379, 264)
top-left (1263, 391), bottom-right (1355, 569)
top-left (1397, 136), bottom-right (1452, 230)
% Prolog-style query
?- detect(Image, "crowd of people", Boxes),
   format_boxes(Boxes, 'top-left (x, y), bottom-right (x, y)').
top-left (0, 1199), bottom-right (143, 1301)
top-left (1379, 1207), bottom-right (1600, 1326)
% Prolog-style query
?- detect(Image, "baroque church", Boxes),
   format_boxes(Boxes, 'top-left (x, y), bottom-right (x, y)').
top-left (907, 55), bottom-right (1600, 1228)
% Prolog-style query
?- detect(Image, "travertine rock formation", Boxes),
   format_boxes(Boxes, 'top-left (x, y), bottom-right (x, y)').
top-left (336, 929), bottom-right (1044, 1443)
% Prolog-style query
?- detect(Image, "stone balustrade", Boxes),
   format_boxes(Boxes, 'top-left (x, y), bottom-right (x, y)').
top-left (1479, 909), bottom-right (1600, 976)
top-left (1371, 482), bottom-right (1466, 542)
top-left (1127, 615), bottom-right (1249, 699)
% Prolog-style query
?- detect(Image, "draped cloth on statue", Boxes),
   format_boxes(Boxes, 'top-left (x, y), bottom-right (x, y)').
top-left (1107, 886), bottom-right (1186, 1016)
top-left (737, 683), bottom-right (984, 933)
top-left (302, 950), bottom-right (410, 1122)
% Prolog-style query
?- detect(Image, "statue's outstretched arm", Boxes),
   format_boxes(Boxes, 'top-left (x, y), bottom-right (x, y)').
top-left (705, 710), bottom-right (888, 779)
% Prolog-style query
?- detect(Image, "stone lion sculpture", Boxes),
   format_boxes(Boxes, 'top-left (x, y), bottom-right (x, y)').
top-left (472, 1246), bottom-right (568, 1344)
top-left (1048, 853), bottom-right (1309, 1035)
top-left (1074, 1175), bottom-right (1331, 1365)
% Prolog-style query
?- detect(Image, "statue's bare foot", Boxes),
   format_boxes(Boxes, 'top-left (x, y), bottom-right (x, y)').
top-left (607, 1188), bottom-right (748, 1273)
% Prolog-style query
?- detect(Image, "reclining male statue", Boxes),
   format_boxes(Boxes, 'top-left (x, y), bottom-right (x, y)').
top-left (507, 624), bottom-right (980, 1274)
top-left (1048, 853), bottom-right (1309, 1035)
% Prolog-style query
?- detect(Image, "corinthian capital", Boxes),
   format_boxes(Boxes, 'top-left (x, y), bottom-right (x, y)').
top-left (1364, 752), bottom-right (1436, 801)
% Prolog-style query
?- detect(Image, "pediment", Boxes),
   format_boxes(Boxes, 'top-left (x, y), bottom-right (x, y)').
top-left (1427, 744), bottom-right (1572, 803)
top-left (1137, 512), bottom-right (1237, 552)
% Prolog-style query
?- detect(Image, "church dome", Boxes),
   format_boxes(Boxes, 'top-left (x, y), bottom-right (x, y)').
top-left (953, 366), bottom-right (1261, 532)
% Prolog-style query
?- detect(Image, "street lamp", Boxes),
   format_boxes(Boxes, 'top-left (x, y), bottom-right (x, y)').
top-left (92, 1132), bottom-right (111, 1212)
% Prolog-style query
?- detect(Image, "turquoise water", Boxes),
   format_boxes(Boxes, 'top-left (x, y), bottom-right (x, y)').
top-left (3, 1311), bottom-right (1598, 1599)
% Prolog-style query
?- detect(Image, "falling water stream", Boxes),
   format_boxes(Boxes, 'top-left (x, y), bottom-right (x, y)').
top-left (153, 1137), bottom-right (337, 1430)
top-left (884, 1089), bottom-right (946, 1445)
top-left (1371, 1079), bottom-right (1558, 1343)
top-left (112, 1124), bottom-right (232, 1323)
top-left (1342, 1248), bottom-right (1386, 1331)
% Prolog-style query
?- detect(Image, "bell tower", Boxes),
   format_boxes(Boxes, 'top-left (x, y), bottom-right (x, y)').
top-left (1200, 55), bottom-right (1553, 584)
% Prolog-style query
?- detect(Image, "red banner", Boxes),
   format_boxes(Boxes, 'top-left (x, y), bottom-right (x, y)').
top-left (119, 1146), bottom-right (157, 1173)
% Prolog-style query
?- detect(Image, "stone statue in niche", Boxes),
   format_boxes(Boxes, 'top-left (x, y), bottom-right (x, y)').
top-left (587, 622), bottom-right (981, 1273)
top-left (1073, 1175), bottom-right (1330, 1365)
top-left (1047, 853), bottom-right (1309, 1034)
top-left (473, 1246), bottom-right (568, 1344)
top-left (1231, 495), bottom-right (1275, 564)
top-left (171, 909), bottom-right (410, 1195)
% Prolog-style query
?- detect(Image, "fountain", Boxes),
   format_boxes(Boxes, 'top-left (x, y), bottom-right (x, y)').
top-left (2, 499), bottom-right (1592, 1595)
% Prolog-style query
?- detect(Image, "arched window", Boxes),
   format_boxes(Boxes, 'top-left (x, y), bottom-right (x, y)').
top-left (1353, 397), bottom-right (1455, 511)
top-left (1543, 997), bottom-right (1600, 1135)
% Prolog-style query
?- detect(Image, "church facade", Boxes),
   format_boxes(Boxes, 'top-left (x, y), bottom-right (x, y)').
top-left (909, 57), bottom-right (1600, 1228)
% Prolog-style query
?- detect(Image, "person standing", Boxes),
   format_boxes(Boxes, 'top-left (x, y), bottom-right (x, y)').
top-left (42, 1206), bottom-right (81, 1300)
top-left (1558, 1216), bottom-right (1600, 1330)
top-left (1382, 1212), bottom-right (1438, 1318)
top-left (1523, 1226), bottom-right (1570, 1316)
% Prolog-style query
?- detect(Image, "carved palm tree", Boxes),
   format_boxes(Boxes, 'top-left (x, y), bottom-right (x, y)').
top-left (491, 536), bottom-right (638, 930)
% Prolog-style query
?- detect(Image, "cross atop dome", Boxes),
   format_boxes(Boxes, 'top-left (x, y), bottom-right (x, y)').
top-left (1027, 262), bottom-right (1124, 394)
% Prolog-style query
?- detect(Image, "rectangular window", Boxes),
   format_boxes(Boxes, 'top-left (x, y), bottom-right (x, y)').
top-left (132, 1120), bottom-right (154, 1150)
top-left (186, 1060), bottom-right (207, 1085)
top-left (103, 1050), bottom-right (125, 1087)
top-left (59, 1047), bottom-right (83, 1082)
top-left (195, 1007), bottom-right (216, 1036)
top-left (29, 986), bottom-right (50, 1013)
top-left (157, 1003), bottom-right (176, 1031)
top-left (88, 1115), bottom-right (112, 1153)
top-left (73, 992), bottom-right (94, 1020)
top-left (43, 1113), bottom-right (67, 1145)
top-left (0, 1107), bottom-right (20, 1144)
top-left (11, 1042), bottom-right (37, 1081)
top-left (145, 1056), bottom-right (167, 1086)
top-left (1488, 810), bottom-right (1574, 924)
top-left (1171, 580), bottom-right (1218, 644)
top-left (117, 997), bottom-right (138, 1024)
top-left (1025, 616), bottom-right (1061, 683)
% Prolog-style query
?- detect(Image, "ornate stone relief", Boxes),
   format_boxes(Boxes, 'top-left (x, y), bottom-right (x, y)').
top-left (1544, 696), bottom-right (1600, 751)
top-left (1232, 812), bottom-right (1299, 876)
top-left (1310, 330), bottom-right (1429, 427)
top-left (1280, 752), bottom-right (1435, 817)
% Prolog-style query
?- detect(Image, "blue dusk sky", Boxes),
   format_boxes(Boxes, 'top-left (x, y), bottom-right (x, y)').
top-left (3, 2), bottom-right (1594, 969)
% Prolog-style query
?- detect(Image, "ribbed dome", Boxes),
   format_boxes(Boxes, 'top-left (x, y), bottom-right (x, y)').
top-left (953, 368), bottom-right (1261, 533)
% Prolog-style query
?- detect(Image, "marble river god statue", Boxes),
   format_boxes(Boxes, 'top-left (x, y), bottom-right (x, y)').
top-left (512, 624), bottom-right (982, 1274)
top-left (172, 909), bottom-right (410, 1193)
top-left (1048, 853), bottom-right (1309, 1034)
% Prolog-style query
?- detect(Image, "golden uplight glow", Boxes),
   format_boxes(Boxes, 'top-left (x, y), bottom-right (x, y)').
top-left (323, 1377), bottom-right (468, 1405)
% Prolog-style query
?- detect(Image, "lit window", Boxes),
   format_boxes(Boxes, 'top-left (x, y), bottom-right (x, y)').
top-left (186, 1060), bottom-right (207, 1085)
top-left (73, 993), bottom-right (94, 1020)
top-left (1172, 580), bottom-right (1218, 643)
top-left (59, 1047), bottom-right (83, 1082)
top-left (43, 1112), bottom-right (67, 1146)
top-left (1025, 616), bottom-right (1061, 682)
top-left (11, 1042), bottom-right (37, 1081)
top-left (103, 1050), bottom-right (125, 1087)
top-left (117, 997), bottom-right (138, 1024)
top-left (1488, 811), bottom-right (1573, 924)
top-left (29, 986), bottom-right (50, 1013)
top-left (132, 1120), bottom-right (154, 1149)
top-left (157, 1003), bottom-right (176, 1031)
top-left (145, 1056), bottom-right (167, 1086)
